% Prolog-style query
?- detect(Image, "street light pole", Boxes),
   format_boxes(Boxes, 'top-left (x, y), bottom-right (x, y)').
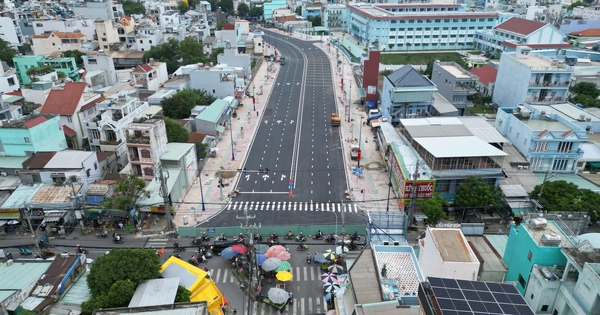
top-left (198, 169), bottom-right (206, 211)
top-left (230, 113), bottom-right (235, 161)
top-left (357, 116), bottom-right (363, 168)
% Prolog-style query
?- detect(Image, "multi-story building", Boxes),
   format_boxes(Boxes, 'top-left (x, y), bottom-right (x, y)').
top-left (263, 0), bottom-right (287, 20)
top-left (94, 17), bottom-right (136, 51)
top-left (503, 218), bottom-right (576, 294)
top-left (469, 64), bottom-right (498, 97)
top-left (380, 65), bottom-right (437, 124)
top-left (474, 17), bottom-right (567, 53)
top-left (495, 104), bottom-right (587, 173)
top-left (82, 51), bottom-right (118, 86)
top-left (572, 5), bottom-right (600, 20)
top-left (302, 4), bottom-right (322, 19)
top-left (124, 118), bottom-right (168, 179)
top-left (0, 64), bottom-right (20, 95)
top-left (493, 47), bottom-right (573, 107)
top-left (132, 21), bottom-right (163, 51)
top-left (31, 18), bottom-right (96, 41)
top-left (69, 0), bottom-right (125, 23)
top-left (525, 246), bottom-right (600, 315)
top-left (431, 61), bottom-right (478, 116)
top-left (189, 64), bottom-right (244, 99)
top-left (0, 16), bottom-right (22, 47)
top-left (346, 3), bottom-right (499, 51)
top-left (323, 5), bottom-right (347, 31)
top-left (30, 31), bottom-right (89, 56)
top-left (84, 92), bottom-right (149, 166)
top-left (13, 55), bottom-right (80, 85)
top-left (132, 60), bottom-right (169, 92)
top-left (39, 82), bottom-right (103, 149)
top-left (0, 114), bottom-right (67, 156)
top-left (418, 227), bottom-right (480, 281)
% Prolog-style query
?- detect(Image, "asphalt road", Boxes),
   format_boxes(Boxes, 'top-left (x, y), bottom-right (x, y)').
top-left (236, 29), bottom-right (347, 203)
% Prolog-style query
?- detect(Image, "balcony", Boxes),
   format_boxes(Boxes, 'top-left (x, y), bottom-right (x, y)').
top-left (453, 84), bottom-right (477, 95)
top-left (525, 97), bottom-right (565, 103)
top-left (528, 81), bottom-right (570, 87)
top-left (100, 139), bottom-right (122, 146)
top-left (126, 136), bottom-right (150, 144)
top-left (528, 148), bottom-right (583, 158)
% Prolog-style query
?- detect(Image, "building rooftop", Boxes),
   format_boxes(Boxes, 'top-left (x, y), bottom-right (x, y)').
top-left (22, 152), bottom-right (57, 169)
top-left (196, 99), bottom-right (228, 123)
top-left (439, 63), bottom-right (476, 80)
top-left (562, 247), bottom-right (600, 269)
top-left (457, 116), bottom-right (507, 143)
top-left (529, 103), bottom-right (600, 123)
top-left (0, 114), bottom-right (57, 129)
top-left (1, 183), bottom-right (43, 209)
top-left (373, 245), bottom-right (423, 298)
top-left (569, 28), bottom-right (600, 37)
top-left (522, 219), bottom-right (574, 247)
top-left (40, 82), bottom-right (87, 116)
top-left (469, 64), bottom-right (498, 86)
top-left (506, 53), bottom-right (572, 71)
top-left (29, 183), bottom-right (83, 204)
top-left (44, 150), bottom-right (94, 169)
top-left (387, 65), bottom-right (435, 88)
top-left (494, 17), bottom-right (547, 37)
top-left (0, 156), bottom-right (30, 169)
top-left (129, 278), bottom-right (179, 307)
top-left (466, 236), bottom-right (507, 273)
top-left (414, 136), bottom-right (508, 158)
top-left (521, 118), bottom-right (571, 131)
top-left (92, 302), bottom-right (208, 315)
top-left (431, 229), bottom-right (474, 262)
top-left (160, 143), bottom-right (195, 161)
top-left (347, 3), bottom-right (498, 20)
top-left (0, 261), bottom-right (51, 303)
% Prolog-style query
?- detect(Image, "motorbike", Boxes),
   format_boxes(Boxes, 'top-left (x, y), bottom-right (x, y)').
top-left (269, 233), bottom-right (279, 242)
top-left (350, 233), bottom-right (361, 242)
top-left (19, 247), bottom-right (32, 255)
top-left (326, 234), bottom-right (335, 243)
top-left (198, 246), bottom-right (213, 259)
top-left (97, 231), bottom-right (108, 238)
top-left (234, 235), bottom-right (245, 244)
top-left (296, 243), bottom-right (309, 251)
top-left (284, 233), bottom-right (295, 240)
top-left (295, 235), bottom-right (306, 242)
top-left (6, 252), bottom-right (13, 260)
top-left (171, 253), bottom-right (182, 259)
top-left (42, 249), bottom-right (55, 257)
top-left (306, 252), bottom-right (311, 264)
top-left (65, 227), bottom-right (74, 235)
top-left (188, 257), bottom-right (199, 266)
top-left (349, 243), bottom-right (359, 251)
top-left (199, 233), bottom-right (211, 242)
top-left (216, 234), bottom-right (227, 241)
top-left (254, 232), bottom-right (263, 242)
top-left (312, 234), bottom-right (324, 240)
top-left (75, 246), bottom-right (88, 254)
top-left (267, 237), bottom-right (279, 246)
top-left (113, 234), bottom-right (124, 244)
top-left (173, 242), bottom-right (186, 252)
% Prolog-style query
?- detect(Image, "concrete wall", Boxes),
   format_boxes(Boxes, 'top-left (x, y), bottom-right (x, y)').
top-left (0, 17), bottom-right (21, 46)
top-left (83, 54), bottom-right (117, 86)
top-left (493, 54), bottom-right (529, 107)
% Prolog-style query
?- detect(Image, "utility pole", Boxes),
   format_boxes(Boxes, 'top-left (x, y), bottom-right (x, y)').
top-left (156, 163), bottom-right (173, 231)
top-left (340, 198), bottom-right (346, 247)
top-left (236, 209), bottom-right (258, 315)
top-left (407, 161), bottom-right (420, 227)
top-left (24, 208), bottom-right (41, 256)
top-left (536, 169), bottom-right (552, 212)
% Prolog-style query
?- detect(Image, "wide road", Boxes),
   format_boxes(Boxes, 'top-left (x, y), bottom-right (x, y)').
top-left (236, 30), bottom-right (346, 203)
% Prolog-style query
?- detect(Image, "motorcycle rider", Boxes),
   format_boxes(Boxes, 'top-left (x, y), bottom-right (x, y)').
top-left (287, 231), bottom-right (293, 238)
top-left (296, 232), bottom-right (305, 241)
top-left (327, 233), bottom-right (334, 242)
top-left (218, 233), bottom-right (225, 241)
top-left (352, 231), bottom-right (359, 240)
top-left (237, 233), bottom-right (244, 242)
top-left (316, 230), bottom-right (323, 238)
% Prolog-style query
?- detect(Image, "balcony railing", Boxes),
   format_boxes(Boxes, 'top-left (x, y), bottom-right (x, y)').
top-left (529, 81), bottom-right (570, 87)
top-left (525, 97), bottom-right (565, 103)
top-left (528, 149), bottom-right (583, 157)
top-left (126, 136), bottom-right (150, 144)
top-left (100, 139), bottom-right (122, 146)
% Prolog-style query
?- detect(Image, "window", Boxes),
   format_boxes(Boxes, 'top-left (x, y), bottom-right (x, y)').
top-left (149, 40), bottom-right (153, 44)
top-left (7, 77), bottom-right (15, 86)
top-left (509, 126), bottom-right (513, 134)
top-left (24, 136), bottom-right (30, 143)
top-left (518, 274), bottom-right (526, 288)
top-left (94, 162), bottom-right (98, 170)
top-left (143, 167), bottom-right (154, 176)
top-left (140, 149), bottom-right (151, 158)
top-left (523, 138), bottom-right (528, 145)
top-left (90, 130), bottom-right (100, 139)
top-left (541, 305), bottom-right (549, 312)
top-left (67, 116), bottom-right (72, 123)
top-left (553, 159), bottom-right (569, 171)
top-left (557, 141), bottom-right (573, 153)
top-left (516, 131), bottom-right (520, 139)
top-left (553, 309), bottom-right (558, 315)
top-left (527, 251), bottom-right (532, 261)
top-left (101, 37), bottom-right (107, 41)
top-left (534, 141), bottom-right (549, 152)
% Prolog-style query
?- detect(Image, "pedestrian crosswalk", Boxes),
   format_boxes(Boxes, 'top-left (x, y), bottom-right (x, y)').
top-left (225, 201), bottom-right (360, 213)
top-left (145, 237), bottom-right (169, 249)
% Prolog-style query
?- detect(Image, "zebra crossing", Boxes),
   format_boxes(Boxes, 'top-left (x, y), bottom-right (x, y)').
top-left (145, 237), bottom-right (169, 249)
top-left (225, 201), bottom-right (360, 213)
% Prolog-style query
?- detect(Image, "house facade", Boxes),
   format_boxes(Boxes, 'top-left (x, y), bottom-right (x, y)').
top-left (32, 18), bottom-right (97, 41)
top-left (0, 114), bottom-right (67, 156)
top-left (132, 60), bottom-right (169, 92)
top-left (124, 118), bottom-right (168, 179)
top-left (12, 55), bottom-right (80, 85)
top-left (30, 31), bottom-right (89, 56)
top-left (431, 61), bottom-right (478, 116)
top-left (189, 65), bottom-right (243, 99)
top-left (323, 5), bottom-right (347, 31)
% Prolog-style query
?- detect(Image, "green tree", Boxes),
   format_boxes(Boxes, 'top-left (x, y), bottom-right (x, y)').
top-left (187, 0), bottom-right (200, 9)
top-left (175, 286), bottom-right (192, 302)
top-left (143, 38), bottom-right (180, 73)
top-left (454, 177), bottom-right (503, 210)
top-left (86, 249), bottom-right (160, 296)
top-left (571, 81), bottom-right (600, 98)
top-left (529, 180), bottom-right (581, 213)
top-left (22, 102), bottom-right (41, 115)
top-left (572, 93), bottom-right (600, 108)
top-left (26, 65), bottom-right (53, 83)
top-left (295, 6), bottom-right (302, 15)
top-left (308, 15), bottom-right (322, 27)
top-left (249, 6), bottom-right (263, 17)
top-left (568, 0), bottom-right (589, 10)
top-left (208, 47), bottom-right (224, 65)
top-left (219, 0), bottom-right (233, 12)
top-left (16, 311), bottom-right (38, 315)
top-left (62, 50), bottom-right (86, 65)
top-left (237, 2), bottom-right (249, 17)
top-left (165, 117), bottom-right (190, 143)
top-left (18, 43), bottom-right (32, 54)
top-left (0, 38), bottom-right (16, 67)
top-left (196, 142), bottom-right (209, 159)
top-left (161, 95), bottom-right (190, 119)
top-left (206, 0), bottom-right (218, 11)
top-left (217, 21), bottom-right (227, 30)
top-left (417, 194), bottom-right (448, 224)
top-left (178, 38), bottom-right (205, 64)
top-left (100, 175), bottom-right (149, 213)
top-left (120, 0), bottom-right (146, 15)
top-left (177, 1), bottom-right (189, 13)
top-left (106, 280), bottom-right (136, 306)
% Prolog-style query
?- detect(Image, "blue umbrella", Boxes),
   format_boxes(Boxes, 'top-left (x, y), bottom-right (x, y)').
top-left (256, 253), bottom-right (267, 265)
top-left (221, 247), bottom-right (238, 260)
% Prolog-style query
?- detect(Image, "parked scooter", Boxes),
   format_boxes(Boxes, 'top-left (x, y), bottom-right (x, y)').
top-left (216, 233), bottom-right (227, 241)
top-left (97, 231), bottom-right (108, 238)
top-left (296, 242), bottom-right (309, 251)
top-left (350, 232), bottom-right (360, 242)
top-left (312, 231), bottom-right (324, 240)
top-left (75, 245), bottom-right (88, 254)
top-left (295, 234), bottom-right (306, 242)
top-left (326, 234), bottom-right (335, 243)
top-left (254, 232), bottom-right (263, 241)
top-left (306, 252), bottom-right (311, 264)
top-left (19, 247), bottom-right (32, 255)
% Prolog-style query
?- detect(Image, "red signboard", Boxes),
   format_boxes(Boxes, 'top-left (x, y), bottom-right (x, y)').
top-left (357, 149), bottom-right (361, 161)
top-left (403, 181), bottom-right (435, 199)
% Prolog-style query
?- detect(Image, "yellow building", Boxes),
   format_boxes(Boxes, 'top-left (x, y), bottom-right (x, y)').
top-left (160, 257), bottom-right (226, 315)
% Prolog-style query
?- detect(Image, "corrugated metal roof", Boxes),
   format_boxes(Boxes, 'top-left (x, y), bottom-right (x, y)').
top-left (1, 183), bottom-right (43, 209)
top-left (405, 124), bottom-right (471, 138)
top-left (457, 116), bottom-right (508, 143)
top-left (414, 136), bottom-right (508, 158)
top-left (581, 142), bottom-right (600, 161)
top-left (500, 184), bottom-right (528, 198)
top-left (0, 261), bottom-right (51, 300)
top-left (161, 143), bottom-right (194, 161)
top-left (128, 278), bottom-right (179, 307)
top-left (0, 156), bottom-right (30, 168)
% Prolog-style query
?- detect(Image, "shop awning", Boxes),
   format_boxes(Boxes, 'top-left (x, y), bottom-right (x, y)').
top-left (216, 125), bottom-right (225, 134)
top-left (588, 161), bottom-right (600, 168)
top-left (229, 99), bottom-right (239, 109)
top-left (43, 210), bottom-right (66, 223)
top-left (0, 211), bottom-right (20, 219)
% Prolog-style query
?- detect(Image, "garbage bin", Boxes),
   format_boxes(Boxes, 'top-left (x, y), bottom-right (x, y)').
top-left (183, 216), bottom-right (189, 225)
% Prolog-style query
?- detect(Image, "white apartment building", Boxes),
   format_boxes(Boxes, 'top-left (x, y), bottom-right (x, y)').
top-left (572, 6), bottom-right (600, 20)
top-left (30, 31), bottom-right (89, 55)
top-left (0, 16), bottom-right (22, 46)
top-left (32, 18), bottom-right (96, 41)
top-left (82, 52), bottom-right (118, 86)
top-left (131, 22), bottom-right (162, 51)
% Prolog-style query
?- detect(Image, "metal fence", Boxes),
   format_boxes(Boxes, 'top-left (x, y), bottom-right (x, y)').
top-left (178, 224), bottom-right (367, 239)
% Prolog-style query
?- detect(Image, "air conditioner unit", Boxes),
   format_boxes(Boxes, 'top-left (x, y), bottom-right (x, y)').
top-left (393, 241), bottom-right (400, 246)
top-left (383, 241), bottom-right (389, 245)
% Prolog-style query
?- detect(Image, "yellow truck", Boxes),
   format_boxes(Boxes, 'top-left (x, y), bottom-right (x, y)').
top-left (331, 112), bottom-right (341, 126)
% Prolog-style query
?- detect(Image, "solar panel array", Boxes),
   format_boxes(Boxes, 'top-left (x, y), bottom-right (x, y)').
top-left (428, 277), bottom-right (535, 315)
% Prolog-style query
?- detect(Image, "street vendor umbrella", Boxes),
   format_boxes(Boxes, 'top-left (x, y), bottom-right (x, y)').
top-left (336, 246), bottom-right (349, 255)
top-left (265, 245), bottom-right (286, 258)
top-left (7, 220), bottom-right (19, 225)
top-left (221, 247), bottom-right (239, 260)
top-left (275, 260), bottom-right (291, 272)
top-left (256, 253), bottom-right (267, 265)
top-left (323, 250), bottom-right (336, 261)
top-left (254, 244), bottom-right (269, 254)
top-left (328, 264), bottom-right (345, 274)
top-left (323, 282), bottom-right (340, 293)
top-left (321, 272), bottom-right (338, 283)
top-left (277, 251), bottom-right (291, 261)
top-left (231, 244), bottom-right (247, 254)
top-left (268, 288), bottom-right (289, 304)
top-left (313, 253), bottom-right (328, 263)
top-left (261, 257), bottom-right (282, 271)
top-left (276, 270), bottom-right (293, 282)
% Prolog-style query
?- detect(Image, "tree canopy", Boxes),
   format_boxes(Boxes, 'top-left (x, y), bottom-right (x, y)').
top-left (178, 38), bottom-right (205, 65)
top-left (161, 89), bottom-right (217, 119)
top-left (248, 6), bottom-right (263, 17)
top-left (217, 21), bottom-right (227, 30)
top-left (177, 1), bottom-right (189, 13)
top-left (571, 82), bottom-right (600, 107)
top-left (529, 180), bottom-right (600, 220)
top-left (100, 174), bottom-right (149, 212)
top-left (62, 50), bottom-right (86, 65)
top-left (165, 117), bottom-right (190, 143)
top-left (453, 177), bottom-right (503, 210)
top-left (219, 0), bottom-right (233, 12)
top-left (0, 38), bottom-right (17, 67)
top-left (237, 2), bottom-right (249, 17)
top-left (143, 38), bottom-right (213, 73)
top-left (120, 0), bottom-right (146, 15)
top-left (175, 286), bottom-right (192, 302)
top-left (417, 194), bottom-right (448, 224)
top-left (143, 38), bottom-right (180, 73)
top-left (307, 15), bottom-right (322, 27)
top-left (295, 6), bottom-right (302, 15)
top-left (83, 249), bottom-right (160, 315)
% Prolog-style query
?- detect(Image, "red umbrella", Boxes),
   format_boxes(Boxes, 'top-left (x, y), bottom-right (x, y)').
top-left (265, 245), bottom-right (287, 258)
top-left (231, 244), bottom-right (247, 254)
top-left (277, 251), bottom-right (291, 261)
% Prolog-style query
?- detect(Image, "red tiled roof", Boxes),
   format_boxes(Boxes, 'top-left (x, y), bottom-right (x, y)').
top-left (501, 41), bottom-right (571, 49)
top-left (62, 125), bottom-right (77, 137)
top-left (134, 64), bottom-right (154, 72)
top-left (96, 151), bottom-right (115, 162)
top-left (31, 30), bottom-right (85, 39)
top-left (494, 17), bottom-right (547, 36)
top-left (469, 65), bottom-right (498, 86)
top-left (81, 96), bottom-right (106, 111)
top-left (569, 28), bottom-right (600, 37)
top-left (22, 152), bottom-right (56, 169)
top-left (40, 82), bottom-right (87, 115)
top-left (6, 91), bottom-right (22, 96)
top-left (23, 116), bottom-right (48, 128)
top-left (222, 23), bottom-right (235, 30)
top-left (188, 132), bottom-right (206, 143)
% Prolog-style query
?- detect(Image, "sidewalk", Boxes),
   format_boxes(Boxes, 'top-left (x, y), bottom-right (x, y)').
top-left (172, 57), bottom-right (280, 227)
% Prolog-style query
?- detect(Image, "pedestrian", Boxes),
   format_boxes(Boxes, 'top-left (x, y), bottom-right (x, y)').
top-left (256, 111), bottom-right (259, 116)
